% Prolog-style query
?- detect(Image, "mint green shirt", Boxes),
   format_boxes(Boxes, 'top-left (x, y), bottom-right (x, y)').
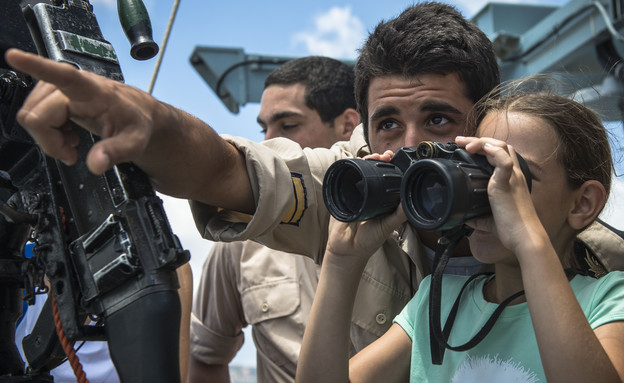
top-left (394, 271), bottom-right (624, 382)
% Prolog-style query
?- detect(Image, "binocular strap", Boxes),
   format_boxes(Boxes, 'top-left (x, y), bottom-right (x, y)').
top-left (428, 226), bottom-right (525, 365)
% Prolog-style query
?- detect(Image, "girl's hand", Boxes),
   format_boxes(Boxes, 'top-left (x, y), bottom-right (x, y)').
top-left (324, 150), bottom-right (406, 267)
top-left (455, 136), bottom-right (541, 255)
top-left (325, 206), bottom-right (406, 266)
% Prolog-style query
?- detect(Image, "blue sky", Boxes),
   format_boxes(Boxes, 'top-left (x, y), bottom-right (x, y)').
top-left (87, 0), bottom-right (622, 368)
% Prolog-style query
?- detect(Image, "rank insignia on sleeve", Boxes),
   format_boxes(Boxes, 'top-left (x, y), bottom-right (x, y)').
top-left (281, 172), bottom-right (307, 225)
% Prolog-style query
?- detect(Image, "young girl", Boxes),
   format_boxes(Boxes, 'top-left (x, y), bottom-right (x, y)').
top-left (296, 84), bottom-right (624, 383)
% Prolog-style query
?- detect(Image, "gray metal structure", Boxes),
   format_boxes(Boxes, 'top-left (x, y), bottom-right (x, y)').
top-left (474, 0), bottom-right (624, 122)
top-left (191, 0), bottom-right (624, 123)
top-left (190, 47), bottom-right (293, 113)
top-left (189, 46), bottom-right (354, 114)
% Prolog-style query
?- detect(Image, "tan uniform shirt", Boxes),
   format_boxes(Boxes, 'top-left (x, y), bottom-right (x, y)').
top-left (190, 240), bottom-right (318, 382)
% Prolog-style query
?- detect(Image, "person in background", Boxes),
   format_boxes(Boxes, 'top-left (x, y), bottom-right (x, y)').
top-left (187, 56), bottom-right (359, 383)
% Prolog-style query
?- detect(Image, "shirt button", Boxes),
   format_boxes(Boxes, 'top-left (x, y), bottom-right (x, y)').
top-left (375, 313), bottom-right (387, 325)
top-left (261, 302), bottom-right (269, 312)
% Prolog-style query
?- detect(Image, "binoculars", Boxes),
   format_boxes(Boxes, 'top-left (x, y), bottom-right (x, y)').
top-left (322, 141), bottom-right (532, 231)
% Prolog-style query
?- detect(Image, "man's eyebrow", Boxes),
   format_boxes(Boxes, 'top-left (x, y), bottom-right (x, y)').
top-left (257, 111), bottom-right (303, 126)
top-left (369, 102), bottom-right (464, 122)
top-left (420, 101), bottom-right (463, 115)
top-left (369, 106), bottom-right (400, 122)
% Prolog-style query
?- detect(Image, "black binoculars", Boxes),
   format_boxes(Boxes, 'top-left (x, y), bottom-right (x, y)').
top-left (322, 141), bottom-right (532, 231)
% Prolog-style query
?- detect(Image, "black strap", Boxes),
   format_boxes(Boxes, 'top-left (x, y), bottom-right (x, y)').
top-left (441, 276), bottom-right (524, 352)
top-left (429, 225), bottom-right (471, 364)
top-left (428, 226), bottom-right (525, 365)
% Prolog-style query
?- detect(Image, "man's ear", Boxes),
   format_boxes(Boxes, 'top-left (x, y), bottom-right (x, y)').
top-left (568, 180), bottom-right (607, 230)
top-left (335, 108), bottom-right (360, 140)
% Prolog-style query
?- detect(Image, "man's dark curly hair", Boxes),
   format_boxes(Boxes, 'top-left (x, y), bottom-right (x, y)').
top-left (355, 2), bottom-right (500, 143)
top-left (264, 56), bottom-right (356, 124)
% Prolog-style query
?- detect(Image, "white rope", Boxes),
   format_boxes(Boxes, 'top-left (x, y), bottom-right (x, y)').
top-left (148, 0), bottom-right (181, 95)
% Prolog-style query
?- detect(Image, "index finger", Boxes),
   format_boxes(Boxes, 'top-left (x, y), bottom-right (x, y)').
top-left (5, 48), bottom-right (96, 100)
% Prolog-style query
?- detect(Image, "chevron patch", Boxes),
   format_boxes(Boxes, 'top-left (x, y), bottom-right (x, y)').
top-left (281, 173), bottom-right (307, 225)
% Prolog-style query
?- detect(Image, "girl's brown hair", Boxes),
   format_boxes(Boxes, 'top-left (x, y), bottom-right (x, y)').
top-left (468, 77), bottom-right (613, 199)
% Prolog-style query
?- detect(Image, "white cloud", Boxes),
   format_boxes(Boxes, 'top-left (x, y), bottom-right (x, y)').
top-left (291, 6), bottom-right (366, 60)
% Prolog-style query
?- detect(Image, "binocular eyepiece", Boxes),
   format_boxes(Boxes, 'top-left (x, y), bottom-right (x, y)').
top-left (322, 141), bottom-right (532, 231)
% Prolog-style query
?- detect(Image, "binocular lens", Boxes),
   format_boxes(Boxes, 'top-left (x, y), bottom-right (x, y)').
top-left (402, 159), bottom-right (492, 231)
top-left (323, 158), bottom-right (403, 222)
top-left (402, 160), bottom-right (454, 230)
top-left (334, 166), bottom-right (366, 216)
top-left (412, 170), bottom-right (448, 221)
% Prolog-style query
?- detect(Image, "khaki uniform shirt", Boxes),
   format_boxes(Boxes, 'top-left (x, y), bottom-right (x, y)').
top-left (190, 125), bottom-right (624, 360)
top-left (190, 240), bottom-right (318, 383)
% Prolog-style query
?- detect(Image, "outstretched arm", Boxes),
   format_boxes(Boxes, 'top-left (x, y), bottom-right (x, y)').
top-left (5, 49), bottom-right (255, 213)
